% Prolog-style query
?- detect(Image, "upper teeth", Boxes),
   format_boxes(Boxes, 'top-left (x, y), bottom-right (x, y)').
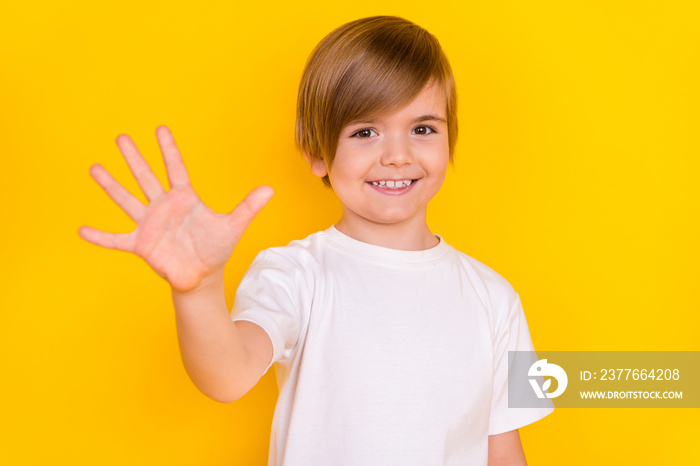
top-left (371, 180), bottom-right (413, 188)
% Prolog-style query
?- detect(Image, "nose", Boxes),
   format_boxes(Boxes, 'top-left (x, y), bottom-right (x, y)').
top-left (380, 135), bottom-right (414, 167)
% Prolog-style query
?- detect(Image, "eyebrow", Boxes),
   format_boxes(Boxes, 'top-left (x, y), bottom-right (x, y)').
top-left (412, 114), bottom-right (447, 124)
top-left (348, 114), bottom-right (447, 126)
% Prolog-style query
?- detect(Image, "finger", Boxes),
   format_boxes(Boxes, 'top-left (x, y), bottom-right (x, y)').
top-left (155, 125), bottom-right (192, 189)
top-left (78, 226), bottom-right (136, 253)
top-left (116, 133), bottom-right (166, 202)
top-left (89, 164), bottom-right (146, 223)
top-left (228, 185), bottom-right (274, 234)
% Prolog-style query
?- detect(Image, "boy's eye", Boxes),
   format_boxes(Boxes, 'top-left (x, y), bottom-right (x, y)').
top-left (352, 128), bottom-right (377, 138)
top-left (412, 125), bottom-right (435, 135)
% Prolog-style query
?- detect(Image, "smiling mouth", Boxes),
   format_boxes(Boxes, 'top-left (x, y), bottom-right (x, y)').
top-left (368, 179), bottom-right (416, 189)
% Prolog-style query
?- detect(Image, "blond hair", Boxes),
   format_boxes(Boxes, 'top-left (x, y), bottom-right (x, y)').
top-left (296, 16), bottom-right (458, 187)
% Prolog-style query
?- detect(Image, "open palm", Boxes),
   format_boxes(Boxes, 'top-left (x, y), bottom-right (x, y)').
top-left (79, 126), bottom-right (273, 292)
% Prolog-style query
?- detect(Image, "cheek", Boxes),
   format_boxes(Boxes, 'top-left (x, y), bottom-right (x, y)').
top-left (428, 146), bottom-right (450, 172)
top-left (327, 158), bottom-right (357, 191)
top-left (329, 147), bottom-right (370, 180)
top-left (425, 151), bottom-right (449, 190)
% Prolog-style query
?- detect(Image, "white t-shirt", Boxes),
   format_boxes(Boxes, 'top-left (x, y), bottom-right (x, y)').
top-left (232, 226), bottom-right (553, 465)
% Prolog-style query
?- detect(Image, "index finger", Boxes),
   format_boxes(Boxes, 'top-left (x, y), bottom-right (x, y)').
top-left (155, 125), bottom-right (192, 189)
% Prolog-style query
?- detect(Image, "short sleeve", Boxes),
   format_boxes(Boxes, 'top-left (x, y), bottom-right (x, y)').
top-left (489, 294), bottom-right (554, 435)
top-left (231, 249), bottom-right (305, 373)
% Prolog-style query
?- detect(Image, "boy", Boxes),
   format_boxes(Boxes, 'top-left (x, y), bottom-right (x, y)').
top-left (80, 16), bottom-right (553, 465)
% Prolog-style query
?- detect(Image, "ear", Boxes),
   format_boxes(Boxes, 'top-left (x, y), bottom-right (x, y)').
top-left (304, 152), bottom-right (328, 178)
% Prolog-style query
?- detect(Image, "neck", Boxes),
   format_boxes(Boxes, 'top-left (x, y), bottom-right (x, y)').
top-left (334, 213), bottom-right (439, 251)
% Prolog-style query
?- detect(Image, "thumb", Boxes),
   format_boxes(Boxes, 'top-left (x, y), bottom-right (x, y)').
top-left (228, 185), bottom-right (274, 233)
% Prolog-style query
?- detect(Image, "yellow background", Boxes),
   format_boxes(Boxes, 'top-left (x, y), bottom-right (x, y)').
top-left (1, 1), bottom-right (698, 464)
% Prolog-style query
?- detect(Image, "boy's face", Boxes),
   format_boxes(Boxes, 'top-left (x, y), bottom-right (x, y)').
top-left (309, 82), bottom-right (449, 239)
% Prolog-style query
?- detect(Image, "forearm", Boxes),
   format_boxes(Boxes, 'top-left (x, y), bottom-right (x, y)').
top-left (171, 270), bottom-right (248, 402)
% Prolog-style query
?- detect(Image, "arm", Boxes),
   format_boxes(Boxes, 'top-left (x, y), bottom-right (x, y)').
top-left (488, 430), bottom-right (527, 466)
top-left (79, 126), bottom-right (273, 402)
top-left (171, 271), bottom-right (273, 402)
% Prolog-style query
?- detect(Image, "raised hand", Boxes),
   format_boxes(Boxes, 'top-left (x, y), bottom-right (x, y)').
top-left (79, 126), bottom-right (273, 292)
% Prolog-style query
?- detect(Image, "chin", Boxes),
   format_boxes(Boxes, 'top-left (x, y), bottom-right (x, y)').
top-left (369, 213), bottom-right (418, 226)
